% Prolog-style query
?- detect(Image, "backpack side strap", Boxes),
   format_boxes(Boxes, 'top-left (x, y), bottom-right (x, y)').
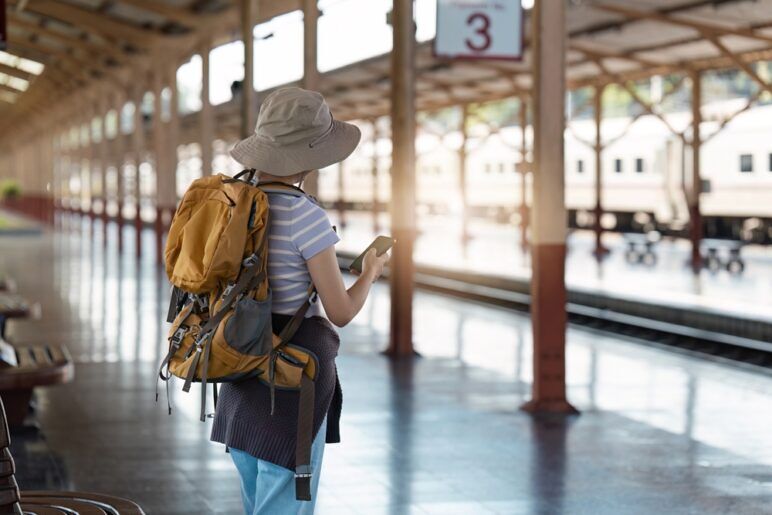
top-left (294, 373), bottom-right (315, 501)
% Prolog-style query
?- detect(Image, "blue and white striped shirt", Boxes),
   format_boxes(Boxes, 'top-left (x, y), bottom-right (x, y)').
top-left (266, 192), bottom-right (339, 317)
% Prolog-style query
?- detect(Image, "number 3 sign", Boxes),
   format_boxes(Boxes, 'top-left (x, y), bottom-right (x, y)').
top-left (434, 0), bottom-right (524, 61)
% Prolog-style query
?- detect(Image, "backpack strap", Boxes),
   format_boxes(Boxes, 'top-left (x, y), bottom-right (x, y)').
top-left (294, 373), bottom-right (315, 501)
top-left (181, 256), bottom-right (266, 395)
top-left (257, 181), bottom-right (308, 198)
top-left (223, 169), bottom-right (257, 184)
top-left (278, 286), bottom-right (317, 344)
top-left (257, 181), bottom-right (321, 499)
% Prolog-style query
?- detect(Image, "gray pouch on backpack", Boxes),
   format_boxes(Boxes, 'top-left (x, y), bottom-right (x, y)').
top-left (223, 291), bottom-right (273, 356)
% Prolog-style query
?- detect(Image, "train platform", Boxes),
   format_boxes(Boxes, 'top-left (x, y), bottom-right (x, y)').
top-left (333, 212), bottom-right (772, 315)
top-left (2, 227), bottom-right (770, 515)
top-left (328, 213), bottom-right (772, 347)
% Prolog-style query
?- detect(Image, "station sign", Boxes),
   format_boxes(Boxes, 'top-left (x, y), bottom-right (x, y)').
top-left (434, 0), bottom-right (524, 61)
top-left (0, 0), bottom-right (6, 51)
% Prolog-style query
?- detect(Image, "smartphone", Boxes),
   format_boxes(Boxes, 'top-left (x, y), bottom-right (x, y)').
top-left (349, 236), bottom-right (395, 274)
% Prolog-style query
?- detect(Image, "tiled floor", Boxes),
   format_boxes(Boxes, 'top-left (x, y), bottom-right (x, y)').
top-left (1, 218), bottom-right (771, 515)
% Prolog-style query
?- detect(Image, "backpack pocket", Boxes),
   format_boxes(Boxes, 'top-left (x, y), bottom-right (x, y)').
top-left (222, 293), bottom-right (273, 356)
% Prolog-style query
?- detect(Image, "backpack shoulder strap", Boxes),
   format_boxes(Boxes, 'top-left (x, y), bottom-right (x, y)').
top-left (257, 181), bottom-right (307, 198)
top-left (259, 182), bottom-right (325, 211)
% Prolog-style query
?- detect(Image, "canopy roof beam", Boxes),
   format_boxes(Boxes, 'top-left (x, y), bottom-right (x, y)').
top-left (708, 36), bottom-right (772, 96)
top-left (592, 2), bottom-right (772, 45)
top-left (8, 13), bottom-right (129, 65)
top-left (7, 0), bottom-right (160, 50)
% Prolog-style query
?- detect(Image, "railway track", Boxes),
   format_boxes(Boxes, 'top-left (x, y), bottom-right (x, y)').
top-left (337, 252), bottom-right (772, 371)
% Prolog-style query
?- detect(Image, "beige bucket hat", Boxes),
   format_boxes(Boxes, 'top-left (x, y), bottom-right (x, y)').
top-left (230, 87), bottom-right (361, 176)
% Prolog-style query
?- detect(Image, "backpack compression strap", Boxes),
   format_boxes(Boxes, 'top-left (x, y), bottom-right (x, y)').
top-left (295, 373), bottom-right (315, 500)
top-left (265, 285), bottom-right (317, 501)
top-left (180, 254), bottom-right (267, 422)
top-left (252, 179), bottom-right (321, 500)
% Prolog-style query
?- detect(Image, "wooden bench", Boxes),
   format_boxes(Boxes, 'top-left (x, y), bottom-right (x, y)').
top-left (0, 340), bottom-right (74, 427)
top-left (0, 278), bottom-right (16, 293)
top-left (0, 294), bottom-right (32, 320)
top-left (20, 492), bottom-right (146, 514)
top-left (0, 398), bottom-right (145, 514)
top-left (0, 293), bottom-right (40, 339)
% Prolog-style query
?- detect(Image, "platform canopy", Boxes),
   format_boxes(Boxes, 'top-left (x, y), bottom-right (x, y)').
top-left (1, 0), bottom-right (772, 135)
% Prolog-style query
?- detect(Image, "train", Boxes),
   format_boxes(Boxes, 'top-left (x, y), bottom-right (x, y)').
top-left (317, 100), bottom-right (772, 244)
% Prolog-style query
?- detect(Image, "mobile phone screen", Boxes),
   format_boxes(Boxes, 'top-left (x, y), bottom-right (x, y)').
top-left (349, 236), bottom-right (395, 273)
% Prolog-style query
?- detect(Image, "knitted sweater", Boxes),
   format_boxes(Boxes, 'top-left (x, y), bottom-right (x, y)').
top-left (210, 313), bottom-right (342, 470)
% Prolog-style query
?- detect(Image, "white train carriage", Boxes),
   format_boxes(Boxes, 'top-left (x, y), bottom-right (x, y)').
top-left (324, 101), bottom-right (772, 241)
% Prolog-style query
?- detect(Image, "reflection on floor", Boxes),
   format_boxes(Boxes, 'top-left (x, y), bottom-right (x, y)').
top-left (1, 219), bottom-right (771, 515)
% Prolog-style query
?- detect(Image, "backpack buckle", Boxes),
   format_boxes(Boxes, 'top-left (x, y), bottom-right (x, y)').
top-left (170, 325), bottom-right (188, 346)
top-left (295, 465), bottom-right (312, 479)
top-left (195, 331), bottom-right (213, 348)
top-left (195, 295), bottom-right (209, 312)
top-left (242, 255), bottom-right (258, 267)
top-left (222, 283), bottom-right (235, 298)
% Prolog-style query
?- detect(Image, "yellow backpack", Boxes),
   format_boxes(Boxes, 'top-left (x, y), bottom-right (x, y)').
top-left (158, 171), bottom-right (319, 501)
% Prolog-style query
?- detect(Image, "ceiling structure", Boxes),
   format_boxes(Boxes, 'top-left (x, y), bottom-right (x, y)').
top-left (1, 0), bottom-right (771, 138)
top-left (0, 0), bottom-right (299, 134)
top-left (320, 0), bottom-right (772, 121)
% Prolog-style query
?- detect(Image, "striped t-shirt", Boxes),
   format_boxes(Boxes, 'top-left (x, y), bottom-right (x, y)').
top-left (266, 191), bottom-right (339, 317)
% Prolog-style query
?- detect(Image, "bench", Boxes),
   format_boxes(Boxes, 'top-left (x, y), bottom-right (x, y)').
top-left (0, 398), bottom-right (145, 514)
top-left (0, 278), bottom-right (16, 293)
top-left (0, 293), bottom-right (39, 339)
top-left (21, 492), bottom-right (146, 514)
top-left (0, 340), bottom-right (74, 427)
top-left (0, 294), bottom-right (32, 319)
top-left (623, 232), bottom-right (660, 266)
top-left (701, 238), bottom-right (744, 274)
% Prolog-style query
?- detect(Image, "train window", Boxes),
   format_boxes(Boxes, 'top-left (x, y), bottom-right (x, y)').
top-left (614, 159), bottom-right (622, 173)
top-left (576, 160), bottom-right (584, 174)
top-left (484, 163), bottom-right (493, 174)
top-left (498, 163), bottom-right (506, 173)
top-left (635, 158), bottom-right (644, 173)
top-left (768, 153), bottom-right (772, 172)
top-left (740, 154), bottom-right (753, 173)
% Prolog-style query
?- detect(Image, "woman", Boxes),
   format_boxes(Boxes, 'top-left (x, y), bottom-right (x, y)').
top-left (211, 87), bottom-right (389, 515)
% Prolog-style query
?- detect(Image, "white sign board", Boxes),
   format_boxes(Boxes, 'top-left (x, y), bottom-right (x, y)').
top-left (435, 0), bottom-right (524, 61)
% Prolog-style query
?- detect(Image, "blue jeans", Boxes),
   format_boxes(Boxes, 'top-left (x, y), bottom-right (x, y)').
top-left (229, 418), bottom-right (327, 515)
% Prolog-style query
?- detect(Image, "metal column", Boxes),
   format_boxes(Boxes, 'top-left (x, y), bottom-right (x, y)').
top-left (302, 0), bottom-right (320, 196)
top-left (132, 85), bottom-right (144, 259)
top-left (99, 95), bottom-right (110, 246)
top-left (689, 70), bottom-right (703, 272)
top-left (242, 0), bottom-right (257, 139)
top-left (385, 0), bottom-right (416, 357)
top-left (371, 118), bottom-right (380, 235)
top-left (521, 0), bottom-right (577, 414)
top-left (459, 104), bottom-right (470, 251)
top-left (201, 40), bottom-right (213, 176)
top-left (593, 84), bottom-right (608, 259)
top-left (337, 161), bottom-right (346, 229)
top-left (518, 97), bottom-right (529, 253)
top-left (114, 91), bottom-right (126, 253)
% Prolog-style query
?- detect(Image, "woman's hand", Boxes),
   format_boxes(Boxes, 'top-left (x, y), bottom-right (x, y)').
top-left (359, 248), bottom-right (390, 282)
top-left (308, 246), bottom-right (388, 327)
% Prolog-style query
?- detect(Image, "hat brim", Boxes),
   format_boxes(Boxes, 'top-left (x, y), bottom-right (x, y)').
top-left (230, 119), bottom-right (361, 176)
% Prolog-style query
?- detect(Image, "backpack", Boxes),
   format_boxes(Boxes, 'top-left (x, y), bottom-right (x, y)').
top-left (157, 170), bottom-right (320, 501)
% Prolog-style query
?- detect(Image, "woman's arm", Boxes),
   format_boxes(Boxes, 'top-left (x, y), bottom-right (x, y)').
top-left (306, 246), bottom-right (389, 327)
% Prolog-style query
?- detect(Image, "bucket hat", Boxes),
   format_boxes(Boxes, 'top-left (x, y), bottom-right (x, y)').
top-left (230, 87), bottom-right (361, 175)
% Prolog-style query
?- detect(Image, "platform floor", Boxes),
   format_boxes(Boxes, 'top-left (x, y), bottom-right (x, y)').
top-left (2, 224), bottom-right (771, 515)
